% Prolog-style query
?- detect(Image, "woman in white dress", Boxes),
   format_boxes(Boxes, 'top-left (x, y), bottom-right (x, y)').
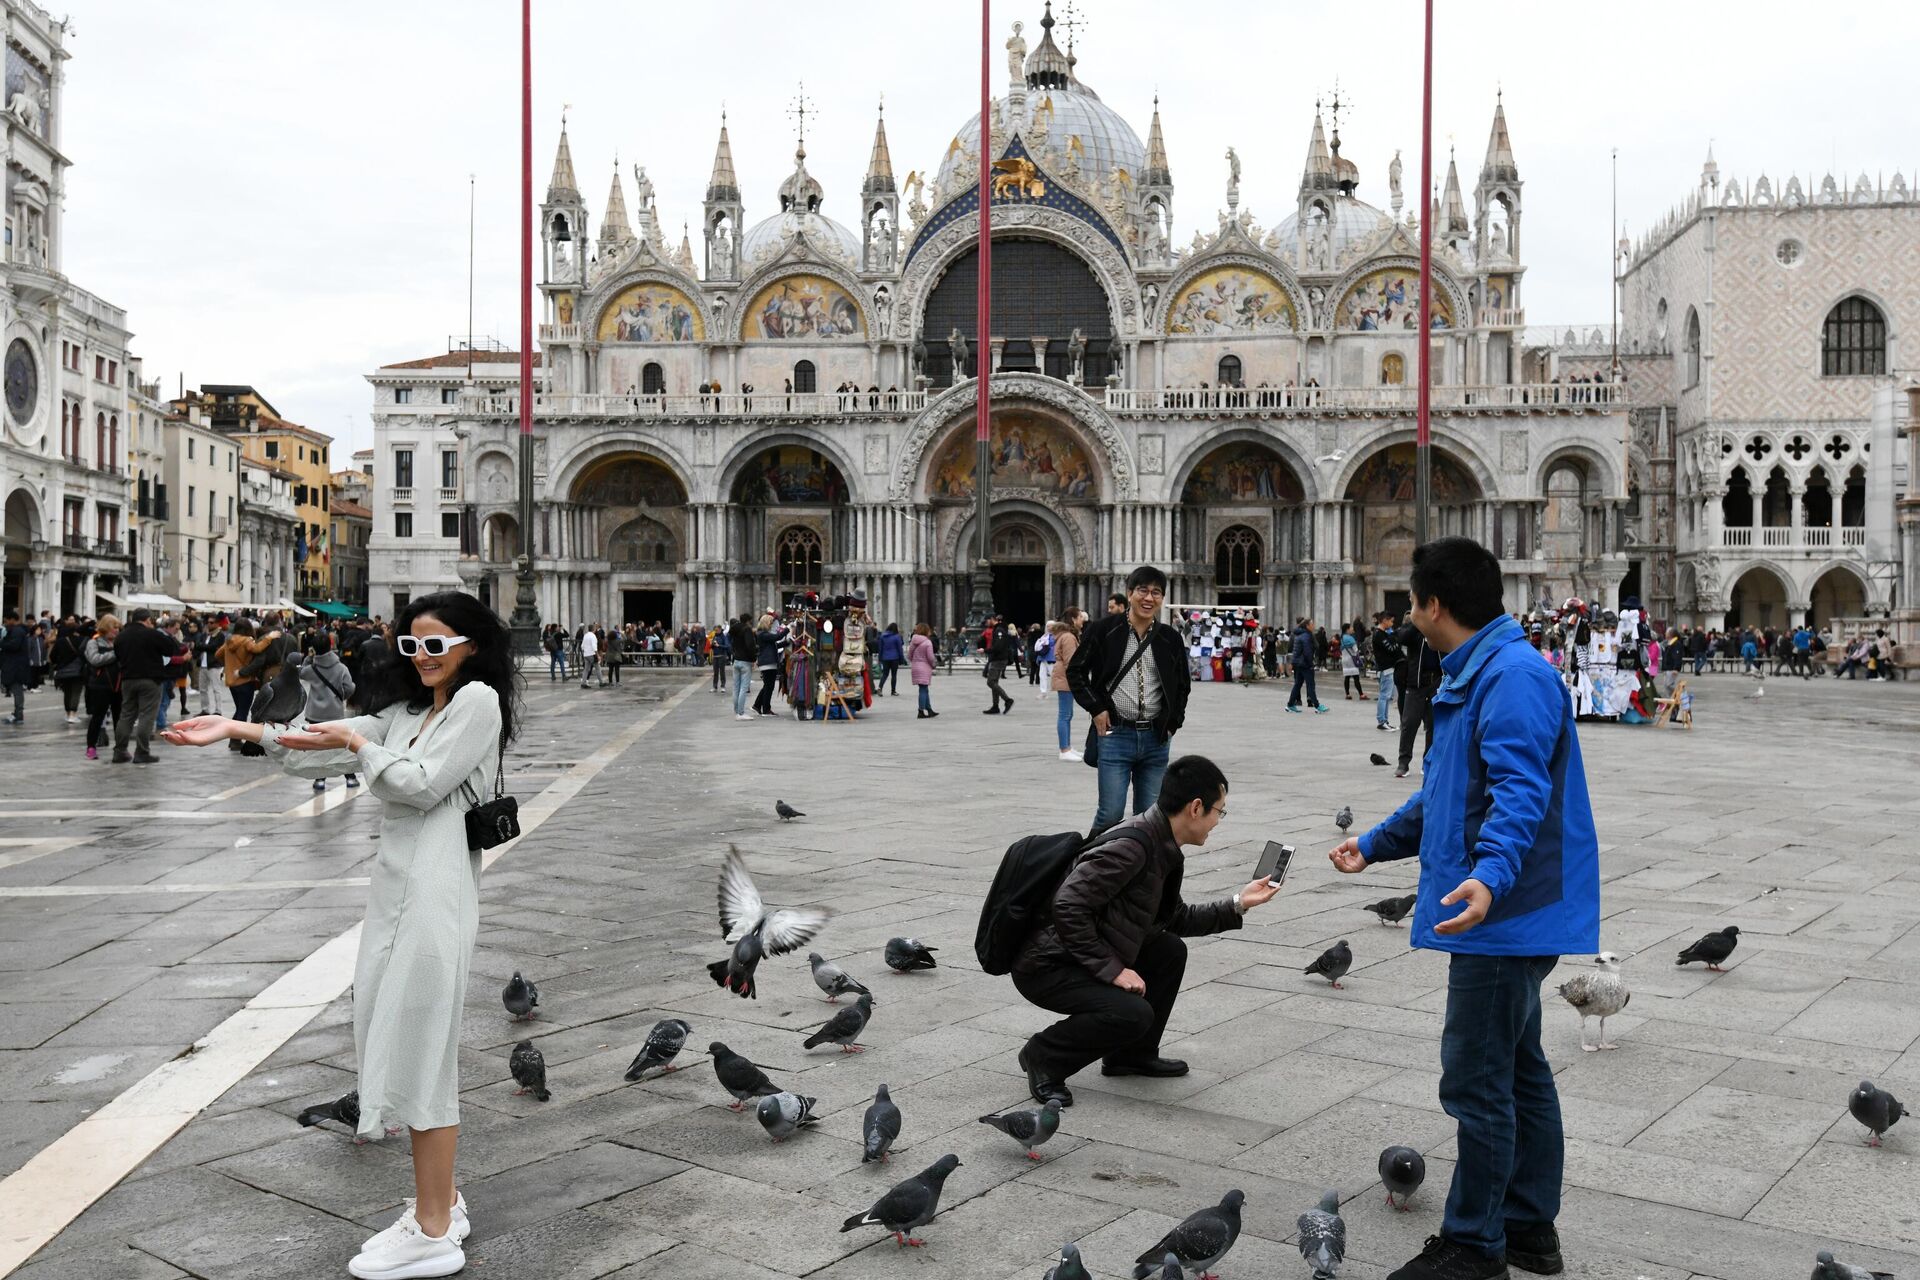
top-left (165, 591), bottom-right (520, 1280)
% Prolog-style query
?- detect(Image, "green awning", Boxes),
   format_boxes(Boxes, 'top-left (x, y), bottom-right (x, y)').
top-left (306, 601), bottom-right (368, 619)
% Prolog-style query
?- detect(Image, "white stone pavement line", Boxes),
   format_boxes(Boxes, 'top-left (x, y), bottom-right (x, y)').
top-left (0, 838), bottom-right (90, 873)
top-left (0, 787), bottom-right (363, 823)
top-left (0, 877), bottom-right (374, 898)
top-left (0, 679), bottom-right (702, 1277)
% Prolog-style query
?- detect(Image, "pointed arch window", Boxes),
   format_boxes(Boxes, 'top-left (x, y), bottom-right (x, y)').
top-left (1214, 525), bottom-right (1263, 589)
top-left (1683, 308), bottom-right (1701, 388)
top-left (775, 525), bottom-right (823, 587)
top-left (1821, 296), bottom-right (1886, 376)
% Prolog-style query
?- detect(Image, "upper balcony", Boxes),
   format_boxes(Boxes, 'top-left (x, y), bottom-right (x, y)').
top-left (464, 389), bottom-right (931, 420)
top-left (1104, 382), bottom-right (1623, 416)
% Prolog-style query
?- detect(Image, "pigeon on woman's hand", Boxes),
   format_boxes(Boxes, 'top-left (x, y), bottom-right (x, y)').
top-left (625, 1018), bottom-right (692, 1080)
top-left (885, 937), bottom-right (938, 972)
top-left (509, 1040), bottom-right (550, 1101)
top-left (755, 1090), bottom-right (819, 1142)
top-left (862, 1083), bottom-right (902, 1163)
top-left (803, 991), bottom-right (874, 1052)
top-left (1675, 926), bottom-right (1740, 971)
top-left (1558, 953), bottom-right (1631, 1051)
top-left (1130, 1189), bottom-right (1244, 1279)
top-left (709, 1040), bottom-right (781, 1111)
top-left (1305, 940), bottom-right (1353, 989)
top-left (978, 1099), bottom-right (1061, 1160)
top-left (502, 970), bottom-right (539, 1021)
top-left (810, 952), bottom-right (871, 1003)
top-left (1297, 1189), bottom-right (1346, 1280)
top-left (840, 1153), bottom-right (962, 1247)
top-left (1848, 1080), bottom-right (1908, 1147)
top-left (708, 845), bottom-right (831, 999)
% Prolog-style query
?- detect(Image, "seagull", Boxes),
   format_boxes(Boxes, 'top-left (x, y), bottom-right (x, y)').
top-left (1316, 449), bottom-right (1346, 465)
top-left (1557, 952), bottom-right (1631, 1051)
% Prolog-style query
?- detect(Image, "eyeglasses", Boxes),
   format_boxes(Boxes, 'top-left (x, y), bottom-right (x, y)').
top-left (1208, 804), bottom-right (1229, 818)
top-left (1130, 586), bottom-right (1166, 598)
top-left (396, 635), bottom-right (470, 658)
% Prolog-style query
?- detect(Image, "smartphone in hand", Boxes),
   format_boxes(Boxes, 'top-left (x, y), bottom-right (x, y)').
top-left (1253, 841), bottom-right (1296, 887)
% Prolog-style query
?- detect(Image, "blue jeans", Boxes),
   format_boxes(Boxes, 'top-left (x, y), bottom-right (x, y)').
top-left (549, 650), bottom-right (565, 678)
top-left (1375, 669), bottom-right (1396, 725)
top-left (1287, 661), bottom-right (1319, 707)
top-left (1092, 723), bottom-right (1169, 832)
top-left (916, 683), bottom-right (931, 713)
top-left (731, 660), bottom-right (753, 715)
top-left (1056, 690), bottom-right (1076, 751)
top-left (1438, 953), bottom-right (1564, 1256)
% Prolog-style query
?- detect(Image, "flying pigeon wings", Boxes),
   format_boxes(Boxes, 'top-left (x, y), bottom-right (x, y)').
top-left (717, 846), bottom-right (765, 943)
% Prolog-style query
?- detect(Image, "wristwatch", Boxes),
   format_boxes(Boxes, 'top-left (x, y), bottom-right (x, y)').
top-left (1232, 890), bottom-right (1246, 915)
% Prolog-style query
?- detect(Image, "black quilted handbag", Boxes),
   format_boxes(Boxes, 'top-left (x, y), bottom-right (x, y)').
top-left (460, 726), bottom-right (519, 851)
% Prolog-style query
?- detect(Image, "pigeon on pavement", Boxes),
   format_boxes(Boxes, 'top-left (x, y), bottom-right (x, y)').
top-left (1675, 925), bottom-right (1740, 971)
top-left (1130, 1189), bottom-right (1244, 1280)
top-left (1154, 1253), bottom-right (1184, 1280)
top-left (885, 937), bottom-right (939, 972)
top-left (776, 799), bottom-right (805, 821)
top-left (296, 1090), bottom-right (363, 1141)
top-left (978, 1099), bottom-right (1062, 1160)
top-left (502, 970), bottom-right (539, 1021)
top-left (1812, 1250), bottom-right (1895, 1280)
top-left (862, 1083), bottom-right (902, 1164)
top-left (1558, 953), bottom-right (1632, 1051)
top-left (839, 1153), bottom-right (962, 1247)
top-left (1369, 753), bottom-right (1389, 767)
top-left (1334, 806), bottom-right (1354, 832)
top-left (1297, 1189), bottom-right (1346, 1280)
top-left (708, 845), bottom-right (831, 999)
top-left (1378, 1146), bottom-right (1425, 1210)
top-left (1044, 1242), bottom-right (1093, 1280)
top-left (709, 1040), bottom-right (782, 1111)
top-left (1362, 894), bottom-right (1417, 925)
top-left (756, 1090), bottom-right (819, 1142)
top-left (1848, 1080), bottom-right (1908, 1147)
top-left (810, 952), bottom-right (872, 1003)
top-left (509, 1039), bottom-right (550, 1101)
top-left (624, 1018), bottom-right (692, 1080)
top-left (803, 991), bottom-right (874, 1053)
top-left (1305, 940), bottom-right (1354, 989)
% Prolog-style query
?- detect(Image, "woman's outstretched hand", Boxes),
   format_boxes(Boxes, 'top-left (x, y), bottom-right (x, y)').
top-left (161, 716), bottom-right (232, 747)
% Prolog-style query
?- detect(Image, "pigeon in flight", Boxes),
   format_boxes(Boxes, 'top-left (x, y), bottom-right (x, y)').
top-left (1812, 1250), bottom-right (1895, 1280)
top-left (862, 1083), bottom-right (902, 1164)
top-left (509, 1039), bottom-right (550, 1101)
top-left (755, 1090), bottom-right (819, 1142)
top-left (775, 799), bottom-right (805, 821)
top-left (1558, 952), bottom-right (1631, 1051)
top-left (1130, 1189), bottom-right (1244, 1280)
top-left (840, 1153), bottom-right (962, 1247)
top-left (1334, 806), bottom-right (1354, 832)
top-left (1369, 753), bottom-right (1389, 767)
top-left (885, 936), bottom-right (939, 973)
top-left (1045, 1243), bottom-right (1093, 1280)
top-left (1305, 940), bottom-right (1354, 989)
top-left (1378, 1146), bottom-right (1425, 1210)
top-left (708, 844), bottom-right (831, 999)
top-left (1848, 1080), bottom-right (1908, 1147)
top-left (624, 1018), bottom-right (692, 1081)
top-left (1297, 1189), bottom-right (1346, 1280)
top-left (1362, 893), bottom-right (1417, 925)
top-left (978, 1099), bottom-right (1062, 1160)
top-left (810, 952), bottom-right (872, 1003)
top-left (1675, 925), bottom-right (1740, 971)
top-left (296, 1089), bottom-right (363, 1141)
top-left (502, 970), bottom-right (539, 1021)
top-left (710, 1040), bottom-right (781, 1111)
top-left (803, 991), bottom-right (874, 1053)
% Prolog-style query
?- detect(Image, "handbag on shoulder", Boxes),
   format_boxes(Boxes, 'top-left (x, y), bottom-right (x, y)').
top-left (460, 725), bottom-right (520, 851)
top-left (1082, 622), bottom-right (1160, 768)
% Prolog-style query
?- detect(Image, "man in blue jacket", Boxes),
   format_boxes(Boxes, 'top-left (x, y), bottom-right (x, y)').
top-left (1330, 537), bottom-right (1599, 1280)
top-left (1284, 617), bottom-right (1328, 713)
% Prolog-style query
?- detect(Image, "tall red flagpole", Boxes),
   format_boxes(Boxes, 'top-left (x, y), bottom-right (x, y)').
top-left (965, 0), bottom-right (996, 627)
top-left (1414, 0), bottom-right (1433, 546)
top-left (508, 0), bottom-right (541, 650)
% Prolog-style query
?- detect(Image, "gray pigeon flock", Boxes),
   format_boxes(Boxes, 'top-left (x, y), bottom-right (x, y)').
top-left (1557, 953), bottom-right (1632, 1051)
top-left (508, 1039), bottom-right (549, 1102)
top-left (840, 1153), bottom-right (962, 1246)
top-left (755, 1090), bottom-right (818, 1142)
top-left (502, 970), bottom-right (539, 1021)
top-left (1297, 1189), bottom-right (1347, 1280)
top-left (1305, 940), bottom-right (1354, 989)
top-left (978, 1099), bottom-right (1062, 1160)
top-left (1131, 1189), bottom-right (1244, 1279)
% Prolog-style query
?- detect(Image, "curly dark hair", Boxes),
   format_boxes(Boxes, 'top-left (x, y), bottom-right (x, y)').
top-left (360, 591), bottom-right (522, 743)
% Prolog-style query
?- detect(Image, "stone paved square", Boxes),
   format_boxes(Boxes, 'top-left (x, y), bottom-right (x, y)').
top-left (3, 666), bottom-right (1919, 1279)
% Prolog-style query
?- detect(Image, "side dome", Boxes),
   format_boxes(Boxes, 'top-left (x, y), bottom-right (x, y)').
top-left (1270, 196), bottom-right (1391, 266)
top-left (741, 141), bottom-right (862, 269)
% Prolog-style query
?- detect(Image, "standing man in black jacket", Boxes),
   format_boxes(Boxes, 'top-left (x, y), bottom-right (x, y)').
top-left (982, 615), bottom-right (1017, 714)
top-left (1395, 620), bottom-right (1442, 778)
top-left (1067, 565), bottom-right (1191, 833)
top-left (112, 608), bottom-right (184, 763)
top-left (1012, 755), bottom-right (1280, 1104)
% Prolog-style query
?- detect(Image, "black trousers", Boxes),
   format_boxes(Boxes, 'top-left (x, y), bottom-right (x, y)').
top-left (1398, 682), bottom-right (1436, 770)
top-left (1014, 932), bottom-right (1186, 1079)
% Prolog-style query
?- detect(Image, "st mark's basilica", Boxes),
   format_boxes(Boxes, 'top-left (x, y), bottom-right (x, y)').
top-left (367, 4), bottom-right (1633, 630)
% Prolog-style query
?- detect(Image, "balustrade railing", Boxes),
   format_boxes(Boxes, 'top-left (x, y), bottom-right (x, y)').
top-left (1103, 383), bottom-right (1622, 413)
top-left (1720, 526), bottom-right (1866, 550)
top-left (466, 390), bottom-right (929, 418)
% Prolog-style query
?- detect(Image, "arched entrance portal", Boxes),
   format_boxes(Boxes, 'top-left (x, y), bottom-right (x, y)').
top-left (990, 523), bottom-right (1051, 626)
top-left (729, 444), bottom-right (849, 613)
top-left (570, 452), bottom-right (688, 628)
top-left (1726, 565), bottom-right (1788, 631)
top-left (1177, 440), bottom-right (1307, 611)
top-left (1808, 566), bottom-right (1865, 631)
top-left (1344, 443), bottom-right (1481, 617)
top-left (4, 489), bottom-right (42, 617)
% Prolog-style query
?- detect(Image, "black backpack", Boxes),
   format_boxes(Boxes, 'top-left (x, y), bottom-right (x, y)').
top-left (975, 827), bottom-right (1125, 975)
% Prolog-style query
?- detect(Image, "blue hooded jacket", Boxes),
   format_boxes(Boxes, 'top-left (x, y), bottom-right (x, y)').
top-left (1357, 614), bottom-right (1600, 956)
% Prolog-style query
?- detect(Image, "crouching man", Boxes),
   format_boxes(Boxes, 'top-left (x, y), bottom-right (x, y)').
top-left (1011, 755), bottom-right (1280, 1106)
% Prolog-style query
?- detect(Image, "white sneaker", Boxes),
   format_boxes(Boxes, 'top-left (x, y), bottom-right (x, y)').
top-left (1059, 749), bottom-right (1083, 761)
top-left (736, 713), bottom-right (754, 721)
top-left (349, 1209), bottom-right (465, 1279)
top-left (361, 1195), bottom-right (469, 1252)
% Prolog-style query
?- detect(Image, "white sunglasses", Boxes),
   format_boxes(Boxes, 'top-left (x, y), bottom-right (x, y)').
top-left (397, 635), bottom-right (470, 657)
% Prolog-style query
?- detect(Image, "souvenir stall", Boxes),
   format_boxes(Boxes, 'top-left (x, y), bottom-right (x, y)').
top-left (1558, 598), bottom-right (1659, 723)
top-left (780, 591), bottom-right (870, 722)
top-left (1164, 604), bottom-right (1264, 683)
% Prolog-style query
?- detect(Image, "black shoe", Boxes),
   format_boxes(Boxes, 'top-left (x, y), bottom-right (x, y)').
top-left (132, 750), bottom-right (157, 764)
top-left (1000, 700), bottom-right (1014, 713)
top-left (1017, 1046), bottom-right (1073, 1107)
top-left (1503, 1223), bottom-right (1563, 1275)
top-left (925, 710), bottom-right (939, 718)
top-left (983, 706), bottom-right (1001, 715)
top-left (1101, 1056), bottom-right (1189, 1078)
top-left (1387, 1235), bottom-right (1509, 1280)
top-left (111, 750), bottom-right (131, 763)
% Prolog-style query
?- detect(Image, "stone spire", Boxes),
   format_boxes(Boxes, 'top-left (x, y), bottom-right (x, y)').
top-left (1482, 91), bottom-right (1518, 184)
top-left (547, 120), bottom-right (579, 200)
top-left (1024, 1), bottom-right (1073, 90)
top-left (677, 222), bottom-right (696, 272)
top-left (1441, 148), bottom-right (1469, 234)
top-left (1144, 93), bottom-right (1171, 185)
top-left (1301, 105), bottom-right (1336, 193)
top-left (864, 101), bottom-right (896, 196)
top-left (600, 160), bottom-right (633, 249)
top-left (706, 111), bottom-right (741, 205)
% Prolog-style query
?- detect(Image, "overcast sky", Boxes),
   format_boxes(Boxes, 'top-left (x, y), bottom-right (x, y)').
top-left (59, 1), bottom-right (1912, 456)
